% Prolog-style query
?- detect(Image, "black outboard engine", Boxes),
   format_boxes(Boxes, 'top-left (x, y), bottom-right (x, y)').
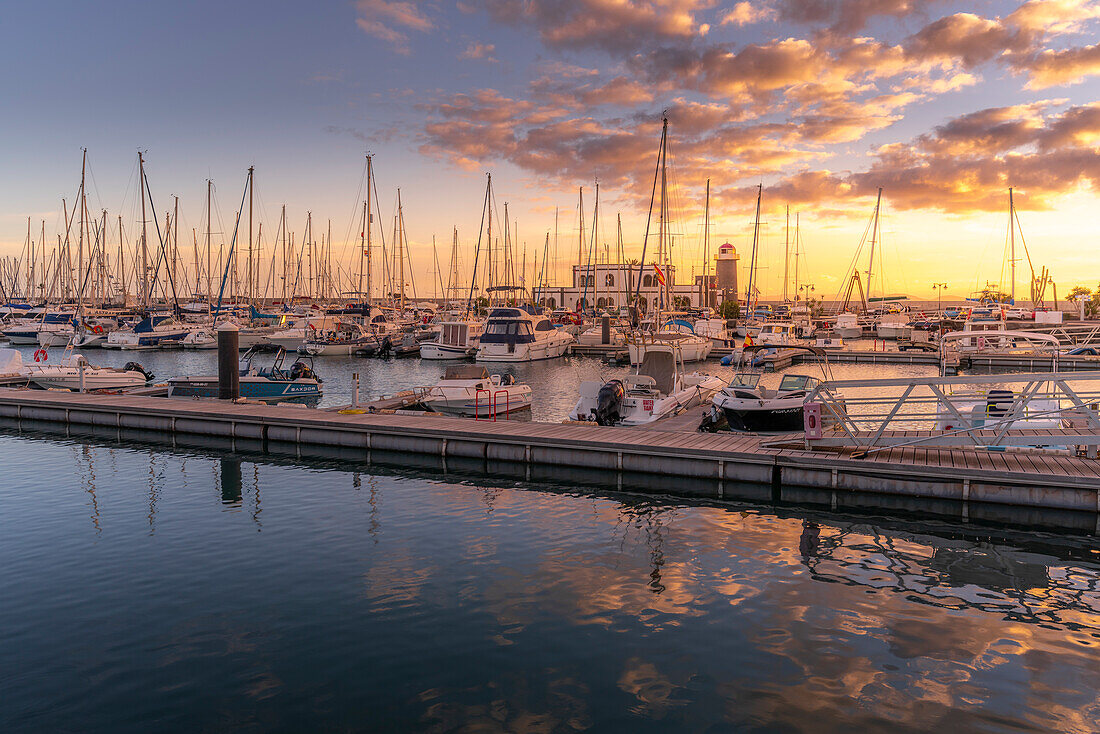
top-left (289, 361), bottom-right (320, 382)
top-left (379, 336), bottom-right (393, 356)
top-left (593, 379), bottom-right (625, 426)
top-left (500, 373), bottom-right (516, 386)
top-left (123, 362), bottom-right (154, 382)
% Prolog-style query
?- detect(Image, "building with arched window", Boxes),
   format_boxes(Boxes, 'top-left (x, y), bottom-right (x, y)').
top-left (532, 263), bottom-right (710, 313)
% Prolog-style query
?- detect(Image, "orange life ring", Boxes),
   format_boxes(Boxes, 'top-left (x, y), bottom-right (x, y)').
top-left (92, 324), bottom-right (104, 334)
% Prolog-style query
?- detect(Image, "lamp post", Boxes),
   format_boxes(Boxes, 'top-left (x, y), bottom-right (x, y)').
top-left (933, 283), bottom-right (948, 316)
top-left (799, 284), bottom-right (815, 314)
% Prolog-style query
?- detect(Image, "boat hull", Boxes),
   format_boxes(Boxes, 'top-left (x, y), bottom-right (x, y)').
top-left (420, 342), bottom-right (474, 360)
top-left (167, 376), bottom-right (322, 402)
top-left (720, 405), bottom-right (804, 432)
top-left (477, 337), bottom-right (571, 362)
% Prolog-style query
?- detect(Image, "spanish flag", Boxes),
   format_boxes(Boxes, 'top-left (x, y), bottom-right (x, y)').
top-left (652, 262), bottom-right (667, 287)
top-left (744, 334), bottom-right (754, 347)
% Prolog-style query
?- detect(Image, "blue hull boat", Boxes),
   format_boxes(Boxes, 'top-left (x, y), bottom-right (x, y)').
top-left (167, 348), bottom-right (322, 403)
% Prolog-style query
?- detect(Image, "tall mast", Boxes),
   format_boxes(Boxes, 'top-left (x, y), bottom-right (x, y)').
top-left (206, 180), bottom-right (213, 304)
top-left (783, 204), bottom-right (790, 302)
top-left (747, 184), bottom-right (762, 315)
top-left (248, 166), bottom-right (254, 303)
top-left (138, 152), bottom-right (148, 309)
top-left (172, 195), bottom-right (179, 304)
top-left (397, 189), bottom-right (406, 312)
top-left (867, 187), bottom-right (882, 302)
top-left (365, 154), bottom-right (373, 306)
top-left (78, 149), bottom-right (87, 311)
top-left (659, 118), bottom-right (669, 314)
top-left (1009, 187), bottom-right (1016, 304)
top-left (702, 179), bottom-right (710, 309)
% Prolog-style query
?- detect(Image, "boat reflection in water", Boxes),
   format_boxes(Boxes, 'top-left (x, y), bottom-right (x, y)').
top-left (4, 434), bottom-right (1100, 733)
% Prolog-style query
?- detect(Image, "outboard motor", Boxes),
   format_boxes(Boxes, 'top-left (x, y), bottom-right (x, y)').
top-left (289, 361), bottom-right (320, 382)
top-left (379, 336), bottom-right (393, 356)
top-left (123, 362), bottom-right (154, 382)
top-left (593, 379), bottom-right (625, 426)
top-left (500, 373), bottom-right (516, 386)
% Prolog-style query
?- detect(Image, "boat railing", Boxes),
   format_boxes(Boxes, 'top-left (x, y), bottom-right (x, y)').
top-left (474, 388), bottom-right (512, 421)
top-left (802, 371), bottom-right (1100, 455)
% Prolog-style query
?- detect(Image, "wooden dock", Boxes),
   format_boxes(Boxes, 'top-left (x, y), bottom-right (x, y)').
top-left (1, 388), bottom-right (1098, 531)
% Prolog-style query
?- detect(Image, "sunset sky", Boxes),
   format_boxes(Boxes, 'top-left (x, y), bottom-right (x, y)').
top-left (2, 0), bottom-right (1100, 301)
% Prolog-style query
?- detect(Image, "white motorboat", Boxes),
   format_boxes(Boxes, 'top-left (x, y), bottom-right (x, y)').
top-left (706, 372), bottom-right (821, 432)
top-left (422, 365), bottom-right (532, 417)
top-left (693, 318), bottom-right (738, 347)
top-left (180, 328), bottom-right (218, 350)
top-left (301, 323), bottom-right (378, 356)
top-left (570, 343), bottom-right (723, 426)
top-left (265, 327), bottom-right (307, 351)
top-left (24, 352), bottom-right (153, 391)
top-left (875, 313), bottom-right (911, 339)
top-left (36, 323), bottom-right (75, 347)
top-left (755, 322), bottom-right (800, 346)
top-left (627, 329), bottom-right (712, 364)
top-left (105, 316), bottom-right (189, 350)
top-left (576, 322), bottom-right (629, 346)
top-left (833, 312), bottom-right (863, 339)
top-left (421, 319), bottom-right (484, 359)
top-left (476, 307), bottom-right (573, 362)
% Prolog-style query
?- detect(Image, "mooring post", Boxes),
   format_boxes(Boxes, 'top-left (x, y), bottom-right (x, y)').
top-left (217, 322), bottom-right (240, 400)
top-left (601, 315), bottom-right (610, 345)
top-left (78, 361), bottom-right (86, 393)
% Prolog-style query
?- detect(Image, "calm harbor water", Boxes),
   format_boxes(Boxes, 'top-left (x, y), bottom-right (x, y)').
top-left (4, 343), bottom-right (936, 421)
top-left (2, 433), bottom-right (1099, 733)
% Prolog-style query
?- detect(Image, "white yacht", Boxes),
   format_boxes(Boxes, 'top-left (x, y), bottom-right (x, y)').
top-left (833, 312), bottom-right (863, 339)
top-left (421, 318), bottom-right (484, 360)
top-left (570, 343), bottom-right (723, 426)
top-left (476, 307), bottom-right (573, 362)
top-left (105, 316), bottom-right (189, 350)
top-left (755, 322), bottom-right (800, 346)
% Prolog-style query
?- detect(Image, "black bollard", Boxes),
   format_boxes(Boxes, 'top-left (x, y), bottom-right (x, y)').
top-left (601, 315), bottom-right (610, 345)
top-left (217, 322), bottom-right (240, 400)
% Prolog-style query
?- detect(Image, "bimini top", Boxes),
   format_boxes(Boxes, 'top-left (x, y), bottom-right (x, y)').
top-left (443, 365), bottom-right (490, 380)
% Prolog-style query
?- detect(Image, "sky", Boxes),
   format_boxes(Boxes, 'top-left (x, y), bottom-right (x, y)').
top-left (2, 0), bottom-right (1100, 301)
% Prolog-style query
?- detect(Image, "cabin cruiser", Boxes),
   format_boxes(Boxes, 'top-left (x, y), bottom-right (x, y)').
top-left (705, 372), bottom-right (821, 432)
top-left (70, 319), bottom-right (117, 348)
top-left (576, 319), bottom-right (629, 347)
top-left (476, 307), bottom-right (574, 362)
top-left (105, 315), bottom-right (189, 350)
top-left (420, 318), bottom-right (484, 359)
top-left (875, 313), bottom-right (911, 339)
top-left (20, 350), bottom-right (153, 391)
top-left (833, 312), bottom-right (863, 339)
top-left (168, 348), bottom-right (322, 403)
top-left (301, 323), bottom-right (378, 356)
top-left (628, 319), bottom-right (713, 364)
top-left (420, 365), bottom-right (531, 417)
top-left (570, 344), bottom-right (723, 426)
top-left (36, 322), bottom-right (76, 348)
top-left (694, 318), bottom-right (738, 347)
top-left (755, 322), bottom-right (800, 346)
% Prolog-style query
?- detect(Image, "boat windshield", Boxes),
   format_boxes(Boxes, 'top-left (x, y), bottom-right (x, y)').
top-left (729, 372), bottom-right (762, 389)
top-left (778, 374), bottom-right (819, 392)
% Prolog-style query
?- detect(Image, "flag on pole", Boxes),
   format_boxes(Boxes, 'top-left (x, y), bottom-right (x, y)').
top-left (652, 262), bottom-right (666, 287)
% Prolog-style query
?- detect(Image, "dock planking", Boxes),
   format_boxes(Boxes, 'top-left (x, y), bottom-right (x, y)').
top-left (1, 388), bottom-right (1099, 521)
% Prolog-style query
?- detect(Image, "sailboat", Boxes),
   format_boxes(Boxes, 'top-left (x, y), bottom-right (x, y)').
top-left (626, 117), bottom-right (712, 364)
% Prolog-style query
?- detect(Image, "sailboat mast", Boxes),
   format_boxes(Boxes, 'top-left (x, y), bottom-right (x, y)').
top-left (867, 187), bottom-right (882, 302)
top-left (1009, 187), bottom-right (1016, 304)
top-left (205, 180), bottom-right (212, 304)
top-left (747, 184), bottom-right (762, 315)
top-left (783, 204), bottom-right (789, 302)
top-left (138, 153), bottom-right (148, 309)
top-left (248, 166), bottom-right (254, 304)
top-left (702, 179), bottom-right (710, 309)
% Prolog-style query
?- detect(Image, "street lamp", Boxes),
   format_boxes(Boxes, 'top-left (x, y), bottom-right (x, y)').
top-left (932, 283), bottom-right (948, 316)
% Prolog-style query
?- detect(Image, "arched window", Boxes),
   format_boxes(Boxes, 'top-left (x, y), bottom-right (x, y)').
top-left (597, 298), bottom-right (607, 308)
top-left (605, 274), bottom-right (615, 287)
top-left (643, 274), bottom-right (654, 288)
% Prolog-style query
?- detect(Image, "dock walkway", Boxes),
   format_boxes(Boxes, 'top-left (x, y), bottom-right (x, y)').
top-left (2, 388), bottom-right (1098, 528)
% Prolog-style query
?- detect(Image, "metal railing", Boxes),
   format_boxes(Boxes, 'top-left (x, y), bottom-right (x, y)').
top-left (803, 371), bottom-right (1100, 453)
